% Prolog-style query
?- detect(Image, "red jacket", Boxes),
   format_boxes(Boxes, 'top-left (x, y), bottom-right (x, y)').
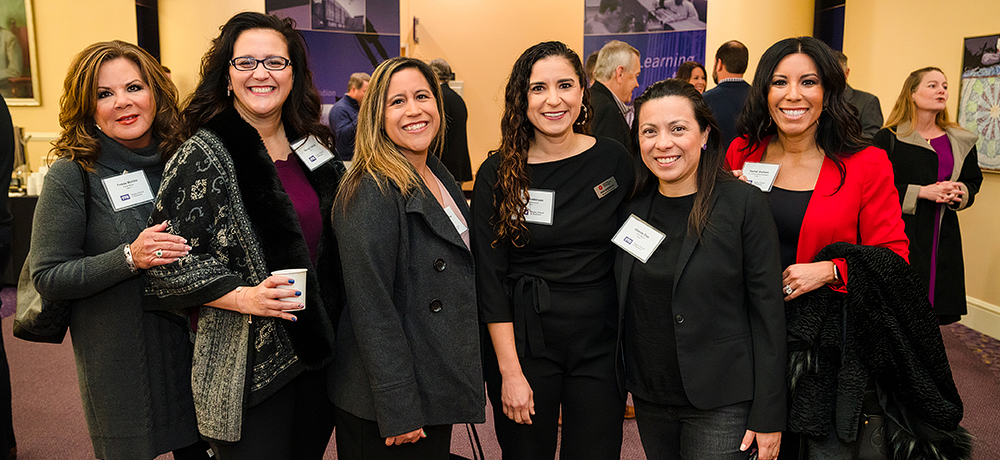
top-left (727, 137), bottom-right (909, 289)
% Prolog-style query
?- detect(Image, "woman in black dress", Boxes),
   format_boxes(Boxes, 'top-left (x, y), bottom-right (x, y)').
top-left (471, 41), bottom-right (632, 460)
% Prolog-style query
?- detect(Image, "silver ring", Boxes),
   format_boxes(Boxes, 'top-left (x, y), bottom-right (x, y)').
top-left (155, 249), bottom-right (163, 258)
top-left (783, 285), bottom-right (793, 296)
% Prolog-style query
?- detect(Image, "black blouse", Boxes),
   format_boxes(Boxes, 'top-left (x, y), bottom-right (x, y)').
top-left (472, 137), bottom-right (634, 324)
top-left (624, 192), bottom-right (694, 405)
top-left (766, 186), bottom-right (812, 270)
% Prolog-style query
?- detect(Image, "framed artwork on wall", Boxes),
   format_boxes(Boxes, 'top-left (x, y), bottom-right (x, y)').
top-left (958, 34), bottom-right (1000, 172)
top-left (0, 0), bottom-right (38, 106)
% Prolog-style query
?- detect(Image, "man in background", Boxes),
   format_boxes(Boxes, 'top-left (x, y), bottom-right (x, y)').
top-left (428, 59), bottom-right (472, 184)
top-left (592, 40), bottom-right (641, 154)
top-left (328, 72), bottom-right (369, 161)
top-left (836, 50), bottom-right (883, 139)
top-left (703, 40), bottom-right (750, 150)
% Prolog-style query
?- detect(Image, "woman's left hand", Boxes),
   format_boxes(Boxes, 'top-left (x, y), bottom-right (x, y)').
top-left (741, 430), bottom-right (781, 460)
top-left (781, 261), bottom-right (836, 301)
top-left (130, 220), bottom-right (191, 269)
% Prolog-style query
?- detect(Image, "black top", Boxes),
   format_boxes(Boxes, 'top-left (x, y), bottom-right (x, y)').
top-left (473, 137), bottom-right (634, 324)
top-left (624, 192), bottom-right (694, 405)
top-left (766, 186), bottom-right (812, 270)
top-left (439, 83), bottom-right (473, 182)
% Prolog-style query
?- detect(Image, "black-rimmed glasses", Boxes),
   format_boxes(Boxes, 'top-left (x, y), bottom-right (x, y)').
top-left (230, 56), bottom-right (292, 71)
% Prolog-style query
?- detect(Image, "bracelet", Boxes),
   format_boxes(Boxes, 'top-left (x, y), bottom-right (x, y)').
top-left (123, 244), bottom-right (138, 273)
top-left (832, 263), bottom-right (841, 282)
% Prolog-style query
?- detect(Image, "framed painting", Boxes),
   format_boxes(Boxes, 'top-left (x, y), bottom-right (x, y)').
top-left (958, 34), bottom-right (1000, 171)
top-left (0, 0), bottom-right (39, 106)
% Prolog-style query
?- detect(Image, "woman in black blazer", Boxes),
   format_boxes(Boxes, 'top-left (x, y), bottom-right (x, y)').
top-left (619, 79), bottom-right (786, 460)
top-left (330, 57), bottom-right (484, 460)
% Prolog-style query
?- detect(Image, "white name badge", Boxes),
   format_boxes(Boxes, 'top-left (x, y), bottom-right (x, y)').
top-left (742, 162), bottom-right (781, 192)
top-left (291, 135), bottom-right (335, 171)
top-left (101, 170), bottom-right (155, 211)
top-left (524, 189), bottom-right (555, 226)
top-left (612, 214), bottom-right (666, 263)
top-left (443, 206), bottom-right (468, 235)
top-left (594, 176), bottom-right (618, 199)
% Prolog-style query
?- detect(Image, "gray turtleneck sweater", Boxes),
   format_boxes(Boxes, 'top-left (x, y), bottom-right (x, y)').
top-left (29, 133), bottom-right (199, 459)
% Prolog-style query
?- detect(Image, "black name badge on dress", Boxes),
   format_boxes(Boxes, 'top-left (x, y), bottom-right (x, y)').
top-left (291, 135), bottom-right (335, 171)
top-left (594, 176), bottom-right (618, 198)
top-left (101, 170), bottom-right (154, 211)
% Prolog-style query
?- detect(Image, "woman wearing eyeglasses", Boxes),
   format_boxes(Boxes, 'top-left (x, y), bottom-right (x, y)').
top-left (144, 12), bottom-right (344, 459)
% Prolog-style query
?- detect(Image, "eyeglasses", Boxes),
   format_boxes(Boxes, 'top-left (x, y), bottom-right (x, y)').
top-left (230, 56), bottom-right (292, 71)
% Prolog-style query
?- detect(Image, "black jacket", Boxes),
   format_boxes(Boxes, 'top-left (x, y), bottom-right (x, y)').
top-left (590, 81), bottom-right (633, 154)
top-left (873, 123), bottom-right (981, 320)
top-left (617, 179), bottom-right (787, 432)
top-left (787, 242), bottom-right (971, 460)
top-left (439, 83), bottom-right (473, 182)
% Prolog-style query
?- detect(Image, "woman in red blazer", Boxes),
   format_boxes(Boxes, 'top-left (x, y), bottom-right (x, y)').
top-left (725, 37), bottom-right (908, 459)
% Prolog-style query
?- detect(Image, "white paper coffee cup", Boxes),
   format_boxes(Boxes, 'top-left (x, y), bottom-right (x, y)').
top-left (271, 268), bottom-right (307, 311)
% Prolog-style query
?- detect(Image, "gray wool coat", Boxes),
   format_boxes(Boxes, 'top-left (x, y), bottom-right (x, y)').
top-left (30, 134), bottom-right (199, 460)
top-left (330, 155), bottom-right (485, 438)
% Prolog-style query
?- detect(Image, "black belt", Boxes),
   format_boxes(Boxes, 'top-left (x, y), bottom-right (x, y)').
top-left (505, 274), bottom-right (551, 359)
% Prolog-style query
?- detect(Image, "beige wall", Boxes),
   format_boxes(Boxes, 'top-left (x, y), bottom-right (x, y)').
top-left (704, 0), bottom-right (814, 92)
top-left (844, 0), bottom-right (1000, 308)
top-left (400, 0), bottom-right (585, 172)
top-left (159, 0), bottom-right (265, 101)
top-left (8, 0), bottom-right (138, 169)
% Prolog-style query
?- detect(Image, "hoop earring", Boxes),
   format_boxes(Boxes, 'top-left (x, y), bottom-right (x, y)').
top-left (227, 88), bottom-right (231, 97)
top-left (765, 116), bottom-right (773, 130)
top-left (576, 105), bottom-right (589, 125)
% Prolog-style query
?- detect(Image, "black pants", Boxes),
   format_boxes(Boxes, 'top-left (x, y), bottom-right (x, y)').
top-left (334, 406), bottom-right (452, 460)
top-left (485, 280), bottom-right (624, 460)
top-left (211, 369), bottom-right (334, 460)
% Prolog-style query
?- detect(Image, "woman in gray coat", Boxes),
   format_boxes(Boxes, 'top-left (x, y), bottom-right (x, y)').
top-left (330, 56), bottom-right (484, 460)
top-left (29, 41), bottom-right (206, 460)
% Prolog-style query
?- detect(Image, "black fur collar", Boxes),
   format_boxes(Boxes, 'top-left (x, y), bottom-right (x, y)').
top-left (203, 107), bottom-right (343, 368)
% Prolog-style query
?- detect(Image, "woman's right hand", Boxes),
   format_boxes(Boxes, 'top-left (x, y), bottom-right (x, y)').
top-left (233, 275), bottom-right (303, 322)
top-left (385, 428), bottom-right (426, 446)
top-left (130, 220), bottom-right (191, 269)
top-left (501, 371), bottom-right (535, 424)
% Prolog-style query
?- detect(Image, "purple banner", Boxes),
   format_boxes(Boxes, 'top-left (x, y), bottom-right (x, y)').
top-left (584, 0), bottom-right (708, 101)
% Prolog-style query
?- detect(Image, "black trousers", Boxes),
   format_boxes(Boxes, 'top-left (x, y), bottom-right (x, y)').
top-left (334, 406), bottom-right (452, 460)
top-left (211, 369), bottom-right (335, 460)
top-left (485, 280), bottom-right (625, 460)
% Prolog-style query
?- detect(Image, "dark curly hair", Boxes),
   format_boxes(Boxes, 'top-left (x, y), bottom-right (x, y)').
top-left (491, 41), bottom-right (592, 247)
top-left (735, 36), bottom-right (868, 190)
top-left (169, 12), bottom-right (333, 154)
top-left (630, 78), bottom-right (732, 235)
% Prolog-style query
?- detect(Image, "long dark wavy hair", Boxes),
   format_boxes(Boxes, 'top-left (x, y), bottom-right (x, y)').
top-left (491, 41), bottom-right (592, 247)
top-left (735, 36), bottom-right (868, 190)
top-left (631, 79), bottom-right (732, 235)
top-left (168, 12), bottom-right (333, 154)
top-left (52, 40), bottom-right (180, 170)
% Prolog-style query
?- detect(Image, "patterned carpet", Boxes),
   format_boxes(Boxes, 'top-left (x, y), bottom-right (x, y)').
top-left (948, 322), bottom-right (1000, 376)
